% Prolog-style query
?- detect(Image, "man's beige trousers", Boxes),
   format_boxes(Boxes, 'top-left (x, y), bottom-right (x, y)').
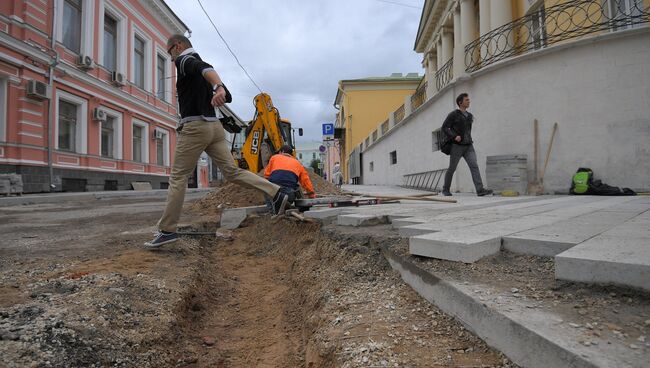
top-left (157, 120), bottom-right (279, 232)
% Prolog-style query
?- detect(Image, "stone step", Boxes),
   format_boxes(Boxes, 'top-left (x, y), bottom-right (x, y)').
top-left (409, 197), bottom-right (633, 263)
top-left (555, 207), bottom-right (650, 291)
top-left (503, 200), bottom-right (649, 256)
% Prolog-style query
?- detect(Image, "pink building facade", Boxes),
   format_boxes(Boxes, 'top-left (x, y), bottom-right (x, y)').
top-left (0, 0), bottom-right (189, 192)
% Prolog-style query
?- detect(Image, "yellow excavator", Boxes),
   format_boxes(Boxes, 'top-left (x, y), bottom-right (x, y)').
top-left (228, 93), bottom-right (302, 173)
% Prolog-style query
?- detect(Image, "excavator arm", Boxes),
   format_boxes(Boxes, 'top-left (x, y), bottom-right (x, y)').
top-left (239, 93), bottom-right (291, 172)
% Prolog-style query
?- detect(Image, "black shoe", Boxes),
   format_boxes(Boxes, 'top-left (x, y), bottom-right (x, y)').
top-left (144, 231), bottom-right (179, 248)
top-left (441, 190), bottom-right (452, 196)
top-left (271, 190), bottom-right (289, 215)
top-left (477, 189), bottom-right (494, 197)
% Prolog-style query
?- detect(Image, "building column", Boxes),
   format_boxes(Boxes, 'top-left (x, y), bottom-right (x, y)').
top-left (441, 28), bottom-right (453, 64)
top-left (490, 0), bottom-right (513, 55)
top-left (453, 8), bottom-right (464, 78)
top-left (479, 0), bottom-right (491, 36)
top-left (436, 38), bottom-right (443, 68)
top-left (460, 0), bottom-right (479, 71)
top-left (426, 50), bottom-right (438, 97)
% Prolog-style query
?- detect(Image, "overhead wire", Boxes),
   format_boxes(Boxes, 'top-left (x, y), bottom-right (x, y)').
top-left (195, 0), bottom-right (264, 93)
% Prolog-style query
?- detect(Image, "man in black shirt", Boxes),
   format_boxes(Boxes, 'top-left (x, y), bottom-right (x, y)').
top-left (145, 35), bottom-right (289, 248)
top-left (441, 93), bottom-right (492, 197)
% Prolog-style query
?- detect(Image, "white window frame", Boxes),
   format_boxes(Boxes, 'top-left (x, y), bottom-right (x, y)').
top-left (97, 106), bottom-right (123, 160)
top-left (131, 26), bottom-right (152, 92)
top-left (55, 90), bottom-right (88, 154)
top-left (0, 78), bottom-right (7, 142)
top-left (98, 0), bottom-right (127, 75)
top-left (154, 46), bottom-right (172, 103)
top-left (154, 127), bottom-right (170, 166)
top-left (55, 0), bottom-right (94, 56)
top-left (131, 119), bottom-right (149, 164)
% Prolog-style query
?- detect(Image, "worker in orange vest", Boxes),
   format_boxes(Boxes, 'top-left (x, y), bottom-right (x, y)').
top-left (264, 145), bottom-right (316, 206)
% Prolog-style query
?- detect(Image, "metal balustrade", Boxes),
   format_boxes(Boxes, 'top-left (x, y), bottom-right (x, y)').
top-left (465, 0), bottom-right (650, 73)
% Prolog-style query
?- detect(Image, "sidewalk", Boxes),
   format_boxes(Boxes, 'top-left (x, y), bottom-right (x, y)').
top-left (308, 185), bottom-right (650, 367)
top-left (0, 188), bottom-right (212, 207)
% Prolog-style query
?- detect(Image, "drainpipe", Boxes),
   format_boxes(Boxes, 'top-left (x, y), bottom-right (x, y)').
top-left (47, 2), bottom-right (59, 191)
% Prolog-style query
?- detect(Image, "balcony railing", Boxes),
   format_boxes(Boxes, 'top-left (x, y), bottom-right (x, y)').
top-left (411, 81), bottom-right (427, 110)
top-left (394, 104), bottom-right (405, 124)
top-left (435, 58), bottom-right (453, 90)
top-left (465, 0), bottom-right (650, 72)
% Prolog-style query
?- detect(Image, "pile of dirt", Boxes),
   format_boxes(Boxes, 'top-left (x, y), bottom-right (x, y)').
top-left (187, 169), bottom-right (346, 216)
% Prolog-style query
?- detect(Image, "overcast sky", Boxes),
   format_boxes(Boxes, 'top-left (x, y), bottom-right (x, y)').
top-left (165, 0), bottom-right (424, 145)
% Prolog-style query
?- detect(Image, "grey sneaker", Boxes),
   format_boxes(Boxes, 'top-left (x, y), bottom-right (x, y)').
top-left (144, 231), bottom-right (179, 248)
top-left (271, 190), bottom-right (289, 215)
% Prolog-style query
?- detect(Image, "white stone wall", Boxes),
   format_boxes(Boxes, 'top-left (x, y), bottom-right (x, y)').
top-left (361, 29), bottom-right (650, 193)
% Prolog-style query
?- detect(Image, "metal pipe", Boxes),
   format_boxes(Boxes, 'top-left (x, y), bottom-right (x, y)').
top-left (47, 1), bottom-right (58, 191)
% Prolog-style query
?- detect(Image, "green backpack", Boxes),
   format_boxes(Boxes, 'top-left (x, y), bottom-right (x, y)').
top-left (571, 168), bottom-right (592, 194)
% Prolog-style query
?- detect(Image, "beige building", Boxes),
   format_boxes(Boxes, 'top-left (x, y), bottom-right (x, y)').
top-left (334, 73), bottom-right (421, 183)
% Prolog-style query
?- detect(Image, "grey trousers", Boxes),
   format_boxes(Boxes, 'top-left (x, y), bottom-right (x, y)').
top-left (443, 144), bottom-right (484, 192)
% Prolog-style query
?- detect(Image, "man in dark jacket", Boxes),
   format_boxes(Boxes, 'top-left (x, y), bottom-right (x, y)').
top-left (145, 35), bottom-right (289, 248)
top-left (441, 93), bottom-right (492, 196)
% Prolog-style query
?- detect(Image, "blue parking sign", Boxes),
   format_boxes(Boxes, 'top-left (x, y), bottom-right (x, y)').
top-left (322, 123), bottom-right (334, 136)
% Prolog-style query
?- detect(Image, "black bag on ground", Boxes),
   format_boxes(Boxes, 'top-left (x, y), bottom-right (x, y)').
top-left (570, 167), bottom-right (636, 196)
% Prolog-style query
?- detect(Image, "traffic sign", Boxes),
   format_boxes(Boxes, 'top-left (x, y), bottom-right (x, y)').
top-left (318, 145), bottom-right (326, 153)
top-left (322, 123), bottom-right (334, 136)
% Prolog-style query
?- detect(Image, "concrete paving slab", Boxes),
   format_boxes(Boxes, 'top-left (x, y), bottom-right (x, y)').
top-left (399, 196), bottom-right (596, 237)
top-left (556, 209), bottom-right (650, 291)
top-left (337, 213), bottom-right (389, 226)
top-left (220, 205), bottom-right (268, 229)
top-left (304, 207), bottom-right (346, 219)
top-left (410, 197), bottom-right (632, 263)
top-left (504, 199), bottom-right (647, 256)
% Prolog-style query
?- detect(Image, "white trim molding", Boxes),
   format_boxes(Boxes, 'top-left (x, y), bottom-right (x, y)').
top-left (0, 77), bottom-right (7, 142)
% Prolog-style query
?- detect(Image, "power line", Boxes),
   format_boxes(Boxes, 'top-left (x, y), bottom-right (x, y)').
top-left (195, 0), bottom-right (264, 93)
top-left (372, 0), bottom-right (422, 9)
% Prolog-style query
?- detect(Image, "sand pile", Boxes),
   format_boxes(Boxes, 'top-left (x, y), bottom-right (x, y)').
top-left (188, 170), bottom-right (346, 216)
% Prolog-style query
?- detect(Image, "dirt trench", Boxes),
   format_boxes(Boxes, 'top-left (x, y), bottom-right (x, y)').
top-left (0, 205), bottom-right (512, 367)
top-left (164, 218), bottom-right (511, 367)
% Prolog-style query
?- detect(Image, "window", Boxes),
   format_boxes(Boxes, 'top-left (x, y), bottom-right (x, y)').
top-left (132, 125), bottom-right (143, 162)
top-left (134, 35), bottom-right (145, 89)
top-left (101, 117), bottom-right (114, 158)
top-left (432, 129), bottom-right (444, 152)
top-left (527, 5), bottom-right (547, 50)
top-left (156, 136), bottom-right (164, 165)
top-left (58, 100), bottom-right (77, 152)
top-left (103, 14), bottom-right (117, 71)
top-left (156, 54), bottom-right (166, 100)
top-left (299, 153), bottom-right (303, 159)
top-left (369, 161), bottom-right (374, 172)
top-left (154, 129), bottom-right (169, 166)
top-left (312, 152), bottom-right (316, 159)
top-left (55, 91), bottom-right (88, 154)
top-left (372, 130), bottom-right (378, 142)
top-left (608, 0), bottom-right (644, 31)
top-left (389, 151), bottom-right (397, 165)
top-left (62, 0), bottom-right (82, 53)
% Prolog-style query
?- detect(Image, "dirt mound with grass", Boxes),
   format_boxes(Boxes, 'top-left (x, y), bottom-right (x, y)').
top-left (188, 169), bottom-right (345, 216)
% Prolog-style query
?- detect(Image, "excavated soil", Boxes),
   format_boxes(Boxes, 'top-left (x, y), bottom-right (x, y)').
top-left (188, 170), bottom-right (345, 216)
top-left (1, 198), bottom-right (515, 367)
